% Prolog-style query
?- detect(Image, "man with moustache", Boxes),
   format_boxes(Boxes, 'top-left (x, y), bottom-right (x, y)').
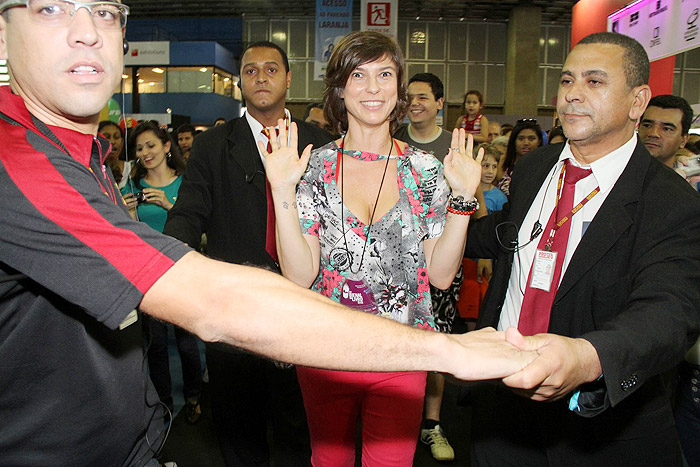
top-left (466, 32), bottom-right (700, 465)
top-left (163, 41), bottom-right (330, 467)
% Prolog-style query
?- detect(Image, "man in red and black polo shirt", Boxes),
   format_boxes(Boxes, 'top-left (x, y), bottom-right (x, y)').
top-left (0, 1), bottom-right (533, 465)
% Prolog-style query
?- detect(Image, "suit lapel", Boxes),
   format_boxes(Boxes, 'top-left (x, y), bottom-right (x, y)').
top-left (556, 141), bottom-right (649, 301)
top-left (228, 118), bottom-right (266, 195)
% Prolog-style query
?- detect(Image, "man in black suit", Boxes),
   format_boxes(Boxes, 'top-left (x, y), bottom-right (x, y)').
top-left (164, 41), bottom-right (331, 466)
top-left (465, 32), bottom-right (700, 465)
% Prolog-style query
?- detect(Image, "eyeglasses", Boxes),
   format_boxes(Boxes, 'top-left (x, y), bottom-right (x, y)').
top-left (0, 0), bottom-right (129, 30)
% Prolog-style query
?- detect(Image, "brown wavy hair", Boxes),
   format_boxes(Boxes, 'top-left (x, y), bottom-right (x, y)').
top-left (128, 121), bottom-right (186, 188)
top-left (323, 31), bottom-right (408, 135)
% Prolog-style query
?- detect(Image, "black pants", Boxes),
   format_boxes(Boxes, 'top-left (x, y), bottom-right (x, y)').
top-left (674, 362), bottom-right (700, 467)
top-left (206, 344), bottom-right (311, 467)
top-left (469, 383), bottom-right (683, 467)
top-left (144, 315), bottom-right (202, 411)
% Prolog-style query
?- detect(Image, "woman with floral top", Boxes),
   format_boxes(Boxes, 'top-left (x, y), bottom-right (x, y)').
top-left (261, 31), bottom-right (483, 466)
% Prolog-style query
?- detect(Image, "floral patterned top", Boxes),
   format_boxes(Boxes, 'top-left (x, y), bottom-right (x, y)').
top-left (296, 140), bottom-right (450, 330)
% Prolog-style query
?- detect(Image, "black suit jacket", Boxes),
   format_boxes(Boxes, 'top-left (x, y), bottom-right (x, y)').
top-left (466, 138), bottom-right (700, 442)
top-left (163, 116), bottom-right (332, 270)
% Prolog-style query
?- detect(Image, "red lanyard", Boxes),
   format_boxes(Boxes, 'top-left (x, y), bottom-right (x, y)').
top-left (544, 164), bottom-right (599, 250)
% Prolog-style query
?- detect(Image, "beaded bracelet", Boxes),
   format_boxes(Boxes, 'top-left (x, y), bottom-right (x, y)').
top-left (446, 205), bottom-right (478, 216)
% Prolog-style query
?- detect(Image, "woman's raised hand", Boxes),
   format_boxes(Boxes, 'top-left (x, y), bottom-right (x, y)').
top-left (443, 128), bottom-right (484, 199)
top-left (259, 120), bottom-right (313, 192)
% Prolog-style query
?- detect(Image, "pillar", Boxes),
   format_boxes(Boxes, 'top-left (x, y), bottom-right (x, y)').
top-left (504, 6), bottom-right (542, 115)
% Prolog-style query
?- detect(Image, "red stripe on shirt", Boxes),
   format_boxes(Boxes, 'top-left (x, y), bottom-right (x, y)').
top-left (0, 124), bottom-right (175, 294)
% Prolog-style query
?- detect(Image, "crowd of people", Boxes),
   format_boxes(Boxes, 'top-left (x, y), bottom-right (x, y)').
top-left (104, 33), bottom-right (700, 466)
top-left (1, 1), bottom-right (700, 466)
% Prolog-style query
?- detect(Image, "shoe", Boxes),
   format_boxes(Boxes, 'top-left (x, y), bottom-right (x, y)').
top-left (184, 400), bottom-right (201, 424)
top-left (420, 424), bottom-right (455, 461)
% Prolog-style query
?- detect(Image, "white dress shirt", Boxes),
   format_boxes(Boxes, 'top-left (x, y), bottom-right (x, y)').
top-left (245, 109), bottom-right (291, 168)
top-left (498, 135), bottom-right (638, 331)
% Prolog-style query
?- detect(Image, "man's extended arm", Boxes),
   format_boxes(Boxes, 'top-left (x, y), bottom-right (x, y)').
top-left (140, 251), bottom-right (535, 381)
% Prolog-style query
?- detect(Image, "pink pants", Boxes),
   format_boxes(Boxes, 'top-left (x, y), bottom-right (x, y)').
top-left (296, 367), bottom-right (427, 467)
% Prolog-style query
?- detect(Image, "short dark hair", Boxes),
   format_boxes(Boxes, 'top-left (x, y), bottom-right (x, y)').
top-left (323, 31), bottom-right (408, 135)
top-left (685, 141), bottom-right (700, 155)
top-left (645, 94), bottom-right (694, 135)
top-left (239, 41), bottom-right (290, 74)
top-left (177, 123), bottom-right (195, 137)
top-left (128, 121), bottom-right (186, 186)
top-left (547, 125), bottom-right (565, 144)
top-left (503, 119), bottom-right (543, 171)
top-left (577, 32), bottom-right (649, 88)
top-left (408, 73), bottom-right (444, 101)
top-left (303, 103), bottom-right (323, 121)
top-left (462, 90), bottom-right (484, 109)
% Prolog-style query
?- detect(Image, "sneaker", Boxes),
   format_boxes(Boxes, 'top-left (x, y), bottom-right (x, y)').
top-left (420, 424), bottom-right (455, 461)
top-left (184, 400), bottom-right (201, 424)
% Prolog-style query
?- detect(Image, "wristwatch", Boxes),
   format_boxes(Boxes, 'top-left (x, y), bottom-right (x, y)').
top-left (447, 195), bottom-right (479, 216)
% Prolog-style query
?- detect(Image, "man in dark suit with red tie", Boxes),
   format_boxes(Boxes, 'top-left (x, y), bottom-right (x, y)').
top-left (164, 41), bottom-right (331, 466)
top-left (465, 32), bottom-right (700, 465)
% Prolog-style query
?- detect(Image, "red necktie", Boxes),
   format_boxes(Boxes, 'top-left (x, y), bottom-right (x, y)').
top-left (261, 127), bottom-right (278, 263)
top-left (518, 160), bottom-right (593, 335)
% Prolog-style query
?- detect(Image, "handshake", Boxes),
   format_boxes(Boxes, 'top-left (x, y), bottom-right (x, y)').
top-left (447, 327), bottom-right (602, 402)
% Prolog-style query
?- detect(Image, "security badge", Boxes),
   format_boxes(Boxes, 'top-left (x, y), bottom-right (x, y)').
top-left (530, 249), bottom-right (557, 292)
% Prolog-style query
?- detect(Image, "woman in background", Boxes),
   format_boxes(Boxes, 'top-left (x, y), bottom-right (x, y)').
top-left (497, 119), bottom-right (543, 197)
top-left (99, 120), bottom-right (132, 188)
top-left (121, 121), bottom-right (203, 424)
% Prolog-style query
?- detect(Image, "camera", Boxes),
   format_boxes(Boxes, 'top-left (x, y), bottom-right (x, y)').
top-left (681, 156), bottom-right (700, 178)
top-left (135, 192), bottom-right (148, 204)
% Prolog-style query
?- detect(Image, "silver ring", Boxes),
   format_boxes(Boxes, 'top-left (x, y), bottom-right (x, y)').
top-left (451, 147), bottom-right (460, 151)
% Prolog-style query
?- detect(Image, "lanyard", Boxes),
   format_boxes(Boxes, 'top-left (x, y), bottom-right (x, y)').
top-left (338, 136), bottom-right (395, 274)
top-left (544, 164), bottom-right (599, 251)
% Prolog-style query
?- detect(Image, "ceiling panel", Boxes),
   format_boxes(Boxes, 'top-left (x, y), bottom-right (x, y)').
top-left (125, 0), bottom-right (577, 24)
